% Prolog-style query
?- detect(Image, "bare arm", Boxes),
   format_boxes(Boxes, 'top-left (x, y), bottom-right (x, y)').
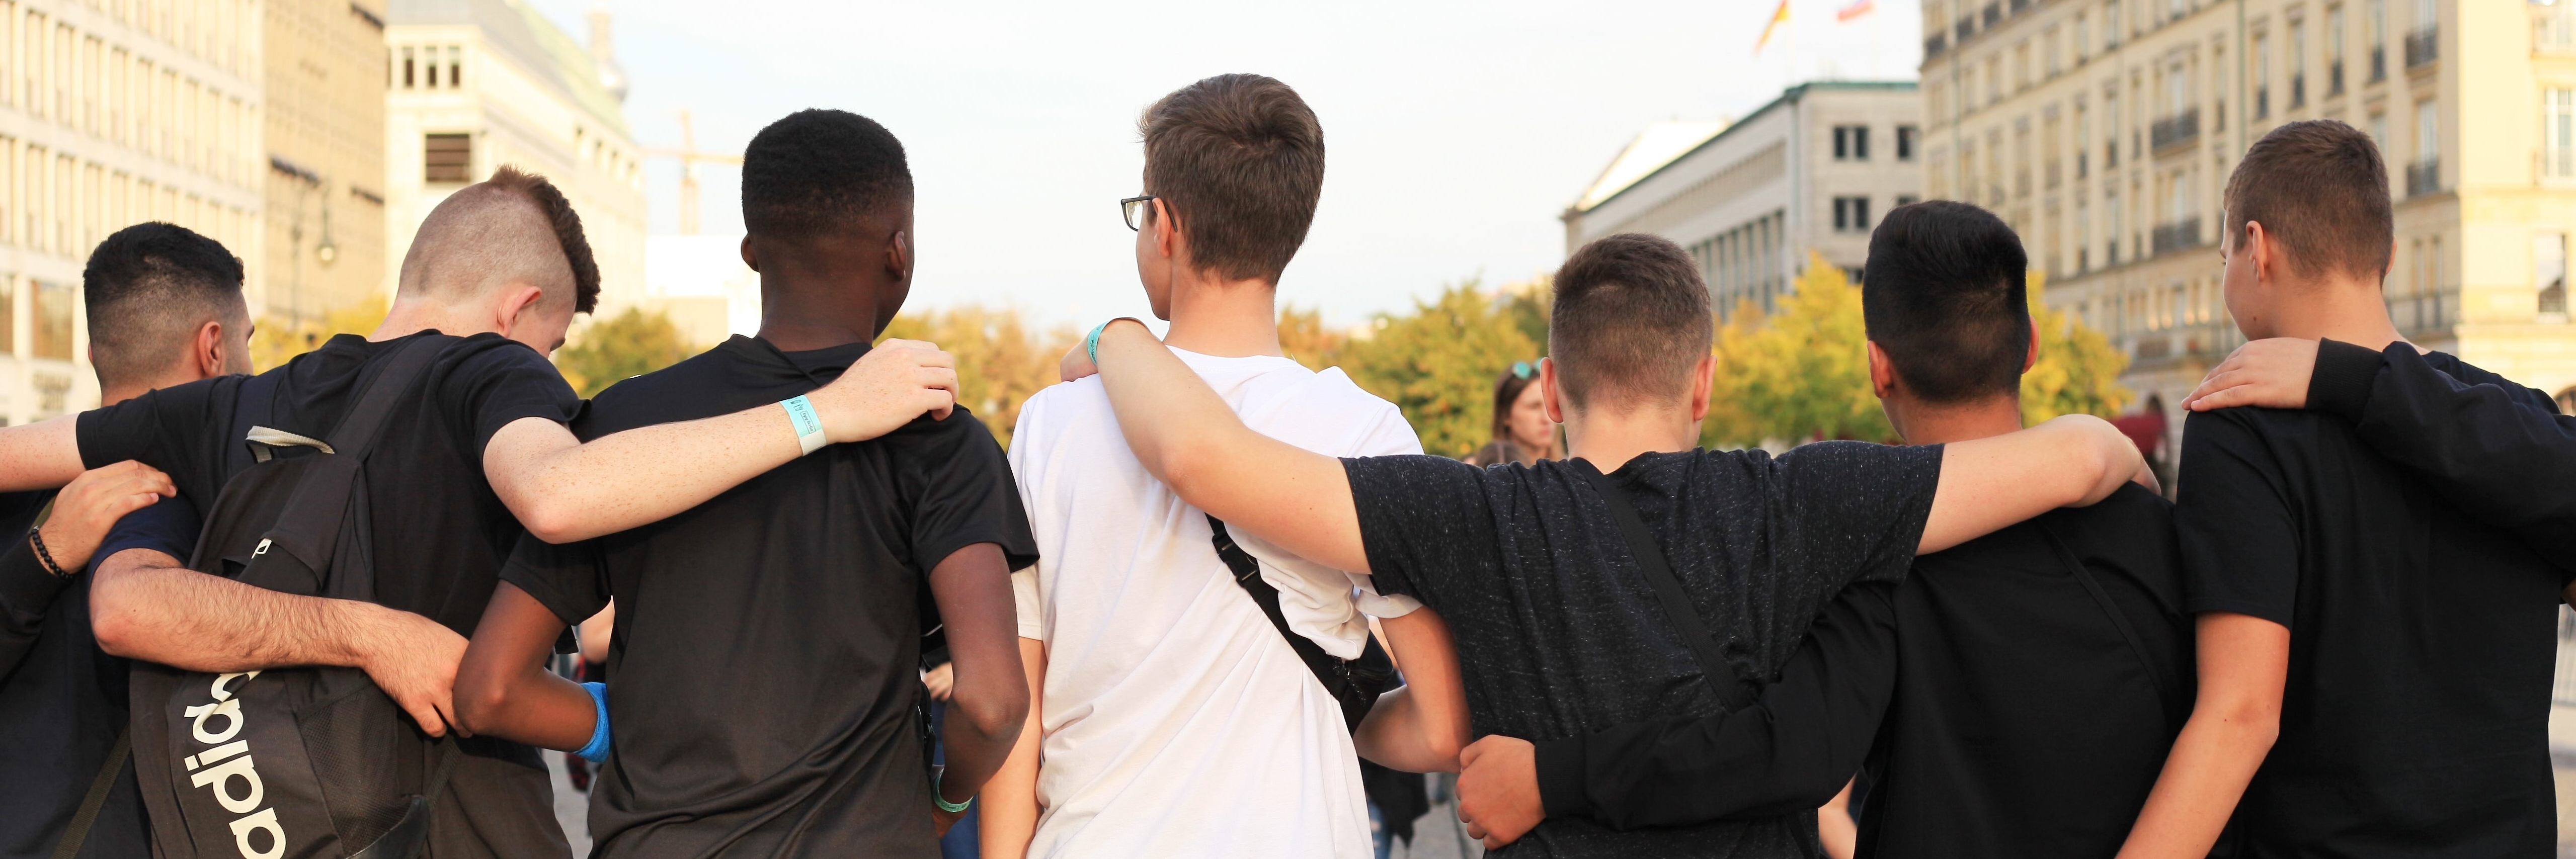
top-left (90, 547), bottom-right (468, 735)
top-left (2114, 612), bottom-right (2288, 859)
top-left (928, 543), bottom-right (1029, 832)
top-left (1920, 413), bottom-right (2144, 553)
top-left (979, 636), bottom-right (1046, 859)
top-left (452, 582), bottom-right (596, 750)
top-left (1088, 318), bottom-right (1372, 573)
top-left (1355, 607), bottom-right (1472, 772)
top-left (486, 339), bottom-right (961, 544)
top-left (0, 416), bottom-right (89, 492)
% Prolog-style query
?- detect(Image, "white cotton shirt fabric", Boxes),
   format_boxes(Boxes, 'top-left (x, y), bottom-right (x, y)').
top-left (1008, 348), bottom-right (1423, 859)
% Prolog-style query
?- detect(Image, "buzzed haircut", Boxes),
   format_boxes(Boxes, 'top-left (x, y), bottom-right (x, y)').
top-left (2224, 119), bottom-right (2394, 282)
top-left (398, 164), bottom-right (600, 314)
top-left (1549, 233), bottom-right (1713, 409)
top-left (83, 222), bottom-right (246, 387)
top-left (741, 109), bottom-right (914, 240)
top-left (1139, 73), bottom-right (1325, 284)
top-left (1862, 201), bottom-right (2031, 403)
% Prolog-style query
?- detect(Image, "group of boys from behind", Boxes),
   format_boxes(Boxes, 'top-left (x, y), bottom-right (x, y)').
top-left (0, 71), bottom-right (2568, 859)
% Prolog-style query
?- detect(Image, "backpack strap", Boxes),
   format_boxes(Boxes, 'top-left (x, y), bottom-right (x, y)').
top-left (2032, 520), bottom-right (2181, 723)
top-left (1208, 514), bottom-right (1391, 733)
top-left (46, 726), bottom-right (131, 859)
top-left (1575, 462), bottom-right (1759, 713)
top-left (246, 336), bottom-right (452, 601)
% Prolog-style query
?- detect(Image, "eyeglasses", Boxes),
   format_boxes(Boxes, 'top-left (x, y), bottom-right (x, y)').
top-left (1511, 361), bottom-right (1538, 380)
top-left (1121, 196), bottom-right (1157, 231)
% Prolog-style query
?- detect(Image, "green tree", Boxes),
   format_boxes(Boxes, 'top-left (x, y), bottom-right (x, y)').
top-left (2021, 273), bottom-right (2133, 421)
top-left (880, 304), bottom-right (1077, 449)
top-left (556, 307), bottom-right (697, 397)
top-left (1333, 281), bottom-right (1544, 458)
top-left (253, 294), bottom-right (390, 372)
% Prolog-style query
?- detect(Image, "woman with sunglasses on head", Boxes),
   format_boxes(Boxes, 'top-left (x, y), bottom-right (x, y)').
top-left (1466, 361), bottom-right (1560, 467)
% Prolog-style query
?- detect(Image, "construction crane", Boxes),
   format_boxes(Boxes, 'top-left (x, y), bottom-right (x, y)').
top-left (646, 110), bottom-right (743, 234)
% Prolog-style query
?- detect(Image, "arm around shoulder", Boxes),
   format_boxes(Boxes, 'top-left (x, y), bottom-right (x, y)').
top-left (1921, 414), bottom-right (2144, 553)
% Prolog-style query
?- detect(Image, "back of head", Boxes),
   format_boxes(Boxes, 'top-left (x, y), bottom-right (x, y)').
top-left (742, 109), bottom-right (914, 241)
top-left (398, 165), bottom-right (600, 314)
top-left (1550, 234), bottom-right (1713, 410)
top-left (2224, 120), bottom-right (2393, 282)
top-left (1140, 73), bottom-right (1325, 284)
top-left (84, 222), bottom-right (245, 387)
top-left (1862, 201), bottom-right (2031, 403)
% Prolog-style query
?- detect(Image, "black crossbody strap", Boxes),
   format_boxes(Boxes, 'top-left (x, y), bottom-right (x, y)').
top-left (1575, 464), bottom-right (1757, 713)
top-left (2033, 520), bottom-right (2179, 720)
top-left (48, 727), bottom-right (130, 859)
top-left (1208, 514), bottom-right (1388, 733)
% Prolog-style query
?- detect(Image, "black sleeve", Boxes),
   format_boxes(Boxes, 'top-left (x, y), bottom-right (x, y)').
top-left (498, 532), bottom-right (610, 626)
top-left (74, 379), bottom-right (230, 505)
top-left (893, 409), bottom-right (1039, 574)
top-left (2309, 339), bottom-right (2576, 565)
top-left (1533, 581), bottom-right (1899, 829)
top-left (2173, 411), bottom-right (2300, 625)
top-left (0, 494), bottom-right (199, 674)
top-left (445, 339), bottom-right (582, 466)
top-left (1770, 441), bottom-right (1944, 590)
top-left (1342, 455), bottom-right (1507, 611)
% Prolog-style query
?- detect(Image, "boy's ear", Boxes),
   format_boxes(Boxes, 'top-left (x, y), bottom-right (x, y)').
top-left (1866, 341), bottom-right (1899, 400)
top-left (888, 230), bottom-right (911, 281)
top-left (1687, 353), bottom-right (1717, 422)
top-left (1539, 357), bottom-right (1567, 424)
top-left (2023, 320), bottom-right (2039, 373)
top-left (1154, 199), bottom-right (1183, 266)
top-left (740, 235), bottom-right (761, 273)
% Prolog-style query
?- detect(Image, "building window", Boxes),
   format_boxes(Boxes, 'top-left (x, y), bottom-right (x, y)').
top-left (32, 279), bottom-right (70, 360)
top-left (448, 46), bottom-right (462, 88)
top-left (2408, 99), bottom-right (2439, 195)
top-left (401, 46), bottom-right (415, 88)
top-left (2539, 232), bottom-right (2568, 317)
top-left (1833, 196), bottom-right (1873, 231)
top-left (425, 133), bottom-right (471, 183)
top-left (1896, 125), bottom-right (1919, 160)
top-left (1834, 125), bottom-right (1871, 160)
top-left (2547, 90), bottom-right (2576, 179)
top-left (2290, 19), bottom-right (2308, 108)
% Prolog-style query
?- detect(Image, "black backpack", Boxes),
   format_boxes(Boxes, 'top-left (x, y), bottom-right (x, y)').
top-left (129, 336), bottom-right (458, 859)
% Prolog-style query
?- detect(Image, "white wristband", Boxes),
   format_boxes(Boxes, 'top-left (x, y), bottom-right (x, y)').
top-left (781, 394), bottom-right (827, 456)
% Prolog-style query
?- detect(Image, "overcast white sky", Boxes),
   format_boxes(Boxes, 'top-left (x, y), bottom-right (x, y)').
top-left (526, 0), bottom-right (1922, 327)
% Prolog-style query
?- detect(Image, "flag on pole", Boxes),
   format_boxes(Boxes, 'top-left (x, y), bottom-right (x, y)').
top-left (1755, 0), bottom-right (1791, 53)
top-left (1836, 0), bottom-right (1874, 22)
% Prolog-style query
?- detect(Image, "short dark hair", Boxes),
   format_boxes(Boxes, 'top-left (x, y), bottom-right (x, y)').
top-left (83, 222), bottom-right (246, 386)
top-left (1550, 233), bottom-right (1712, 409)
top-left (2224, 120), bottom-right (2393, 282)
top-left (484, 164), bottom-right (601, 314)
top-left (742, 109), bottom-right (914, 242)
top-left (1140, 74), bottom-right (1324, 284)
top-left (1862, 201), bottom-right (2031, 403)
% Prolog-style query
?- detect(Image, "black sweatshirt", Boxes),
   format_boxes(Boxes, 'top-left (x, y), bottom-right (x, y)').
top-left (1532, 338), bottom-right (2571, 852)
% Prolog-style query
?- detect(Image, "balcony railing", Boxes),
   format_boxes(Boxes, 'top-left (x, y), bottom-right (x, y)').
top-left (2406, 158), bottom-right (2441, 196)
top-left (2255, 87), bottom-right (2269, 119)
top-left (1983, 3), bottom-right (2002, 27)
top-left (2371, 46), bottom-right (2386, 81)
top-left (2010, 0), bottom-right (2031, 12)
top-left (2328, 60), bottom-right (2345, 96)
top-left (1957, 17), bottom-right (1975, 42)
top-left (2406, 26), bottom-right (2438, 68)
top-left (1925, 34), bottom-right (1948, 57)
top-left (2290, 74), bottom-right (2306, 108)
top-left (2151, 217), bottom-right (2204, 256)
top-left (2151, 109), bottom-right (2201, 152)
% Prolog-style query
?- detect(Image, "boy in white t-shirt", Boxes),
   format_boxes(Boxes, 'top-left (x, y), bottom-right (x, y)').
top-left (977, 73), bottom-right (1471, 859)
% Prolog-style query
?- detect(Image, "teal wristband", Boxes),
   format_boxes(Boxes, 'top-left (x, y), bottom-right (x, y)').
top-left (1084, 321), bottom-right (1109, 369)
top-left (780, 394), bottom-right (826, 455)
top-left (932, 768), bottom-right (973, 813)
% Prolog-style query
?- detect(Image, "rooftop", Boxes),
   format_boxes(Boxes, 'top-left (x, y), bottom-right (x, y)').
top-left (388, 0), bottom-right (631, 136)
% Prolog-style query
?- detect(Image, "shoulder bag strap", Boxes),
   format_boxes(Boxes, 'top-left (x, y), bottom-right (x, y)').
top-left (47, 727), bottom-right (131, 859)
top-left (2032, 520), bottom-right (2180, 720)
top-left (323, 336), bottom-right (451, 459)
top-left (1575, 464), bottom-right (1758, 713)
top-left (1208, 514), bottom-right (1384, 732)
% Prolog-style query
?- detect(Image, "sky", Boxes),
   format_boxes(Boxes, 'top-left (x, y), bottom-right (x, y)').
top-left (525, 0), bottom-right (1923, 328)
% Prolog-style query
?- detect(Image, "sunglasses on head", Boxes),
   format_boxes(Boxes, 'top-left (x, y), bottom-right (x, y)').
top-left (1511, 361), bottom-right (1538, 380)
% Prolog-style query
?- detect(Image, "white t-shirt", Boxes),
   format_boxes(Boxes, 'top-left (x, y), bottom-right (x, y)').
top-left (1008, 348), bottom-right (1423, 859)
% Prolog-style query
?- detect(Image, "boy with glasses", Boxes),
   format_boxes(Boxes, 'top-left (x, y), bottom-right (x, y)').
top-left (979, 74), bottom-right (1466, 859)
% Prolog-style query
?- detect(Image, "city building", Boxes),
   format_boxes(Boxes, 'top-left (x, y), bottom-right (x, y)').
top-left (265, 0), bottom-right (386, 327)
top-left (383, 0), bottom-right (644, 321)
top-left (1563, 81), bottom-right (1922, 320)
top-left (0, 0), bottom-right (265, 423)
top-left (1921, 0), bottom-right (2576, 414)
top-left (642, 233), bottom-right (756, 347)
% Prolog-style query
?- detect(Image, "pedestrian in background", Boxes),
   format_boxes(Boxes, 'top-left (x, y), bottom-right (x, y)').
top-left (1466, 362), bottom-right (1558, 467)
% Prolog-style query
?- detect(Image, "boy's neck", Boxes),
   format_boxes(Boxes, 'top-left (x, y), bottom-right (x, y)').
top-left (2254, 276), bottom-right (2409, 351)
top-left (753, 253), bottom-right (887, 352)
top-left (1161, 269), bottom-right (1283, 359)
top-left (754, 302), bottom-right (878, 353)
top-left (1889, 394), bottom-right (2024, 446)
top-left (1564, 403), bottom-right (1700, 474)
top-left (372, 298), bottom-right (487, 341)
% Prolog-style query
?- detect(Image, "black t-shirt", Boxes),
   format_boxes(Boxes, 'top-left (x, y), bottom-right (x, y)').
top-left (501, 335), bottom-right (1038, 859)
top-left (0, 495), bottom-right (198, 859)
top-left (73, 330), bottom-right (582, 858)
top-left (1345, 443), bottom-right (1942, 859)
top-left (2178, 352), bottom-right (2567, 858)
top-left (1853, 483), bottom-right (2190, 857)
